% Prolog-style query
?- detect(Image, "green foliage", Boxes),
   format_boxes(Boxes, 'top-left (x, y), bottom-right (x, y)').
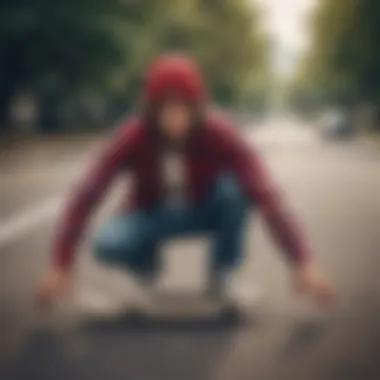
top-left (0, 0), bottom-right (270, 131)
top-left (288, 0), bottom-right (380, 112)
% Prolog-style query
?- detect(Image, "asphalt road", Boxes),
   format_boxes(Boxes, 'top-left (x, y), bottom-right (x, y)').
top-left (1, 119), bottom-right (380, 380)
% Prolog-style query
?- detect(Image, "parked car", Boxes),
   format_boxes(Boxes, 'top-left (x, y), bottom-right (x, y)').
top-left (319, 110), bottom-right (354, 140)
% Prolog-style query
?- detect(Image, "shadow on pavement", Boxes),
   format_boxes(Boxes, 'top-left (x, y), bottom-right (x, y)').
top-left (277, 320), bottom-right (329, 360)
top-left (79, 306), bottom-right (254, 333)
top-left (2, 310), bottom-right (256, 380)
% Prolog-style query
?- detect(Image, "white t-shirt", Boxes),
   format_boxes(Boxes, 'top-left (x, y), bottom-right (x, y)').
top-left (161, 150), bottom-right (187, 208)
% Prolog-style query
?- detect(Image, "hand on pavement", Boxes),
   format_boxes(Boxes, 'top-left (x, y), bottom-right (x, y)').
top-left (294, 262), bottom-right (335, 307)
top-left (35, 266), bottom-right (73, 312)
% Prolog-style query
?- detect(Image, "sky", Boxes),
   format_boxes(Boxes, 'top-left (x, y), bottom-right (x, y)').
top-left (254, 0), bottom-right (316, 76)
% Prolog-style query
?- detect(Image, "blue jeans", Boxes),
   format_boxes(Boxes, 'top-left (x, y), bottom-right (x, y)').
top-left (94, 174), bottom-right (250, 276)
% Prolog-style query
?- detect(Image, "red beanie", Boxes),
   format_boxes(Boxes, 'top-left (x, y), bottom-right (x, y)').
top-left (143, 54), bottom-right (206, 104)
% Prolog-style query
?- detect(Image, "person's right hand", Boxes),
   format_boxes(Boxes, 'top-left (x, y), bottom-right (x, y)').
top-left (34, 266), bottom-right (72, 312)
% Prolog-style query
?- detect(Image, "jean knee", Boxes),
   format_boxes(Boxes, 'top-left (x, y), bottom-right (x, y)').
top-left (93, 232), bottom-right (118, 265)
top-left (212, 174), bottom-right (246, 208)
top-left (93, 222), bottom-right (131, 264)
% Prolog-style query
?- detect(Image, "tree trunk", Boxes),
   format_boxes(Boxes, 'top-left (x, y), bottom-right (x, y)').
top-left (38, 92), bottom-right (64, 134)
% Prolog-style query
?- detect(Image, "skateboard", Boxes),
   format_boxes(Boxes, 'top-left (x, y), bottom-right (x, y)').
top-left (123, 292), bottom-right (246, 324)
top-left (78, 290), bottom-right (253, 331)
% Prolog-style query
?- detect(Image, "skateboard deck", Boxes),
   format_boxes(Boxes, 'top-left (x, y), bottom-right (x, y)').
top-left (125, 292), bottom-right (245, 323)
top-left (78, 291), bottom-right (254, 332)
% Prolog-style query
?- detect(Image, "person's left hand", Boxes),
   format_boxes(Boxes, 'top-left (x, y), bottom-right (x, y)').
top-left (293, 262), bottom-right (335, 307)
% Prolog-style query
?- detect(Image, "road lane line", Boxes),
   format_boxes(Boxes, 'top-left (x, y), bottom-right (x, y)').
top-left (0, 127), bottom-right (316, 247)
top-left (0, 196), bottom-right (62, 246)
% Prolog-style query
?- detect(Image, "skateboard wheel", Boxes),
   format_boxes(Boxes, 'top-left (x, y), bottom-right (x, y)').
top-left (219, 304), bottom-right (240, 321)
top-left (125, 308), bottom-right (144, 323)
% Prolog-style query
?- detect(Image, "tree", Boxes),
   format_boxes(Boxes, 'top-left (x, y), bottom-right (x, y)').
top-left (0, 0), bottom-right (269, 132)
top-left (288, 0), bottom-right (380, 118)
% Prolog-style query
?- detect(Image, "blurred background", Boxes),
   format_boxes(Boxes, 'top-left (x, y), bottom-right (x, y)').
top-left (1, 1), bottom-right (380, 380)
top-left (0, 0), bottom-right (271, 134)
top-left (1, 0), bottom-right (380, 136)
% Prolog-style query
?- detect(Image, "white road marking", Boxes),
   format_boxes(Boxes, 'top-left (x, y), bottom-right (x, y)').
top-left (0, 125), bottom-right (317, 247)
top-left (0, 196), bottom-right (62, 246)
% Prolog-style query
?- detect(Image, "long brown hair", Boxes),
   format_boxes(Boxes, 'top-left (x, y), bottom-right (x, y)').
top-left (139, 96), bottom-right (206, 143)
